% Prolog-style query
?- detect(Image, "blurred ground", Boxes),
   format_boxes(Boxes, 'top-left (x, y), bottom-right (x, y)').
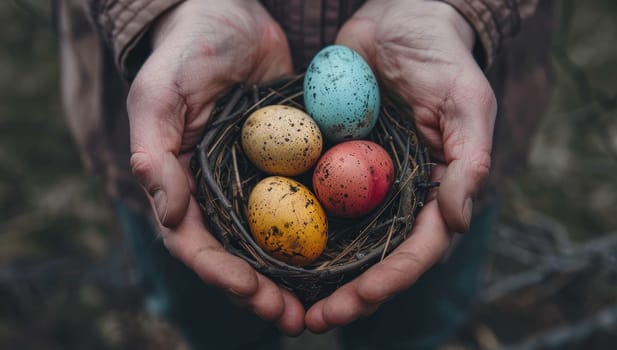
top-left (0, 1), bottom-right (615, 349)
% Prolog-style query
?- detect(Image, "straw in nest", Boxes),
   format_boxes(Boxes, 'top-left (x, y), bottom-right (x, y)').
top-left (192, 74), bottom-right (435, 304)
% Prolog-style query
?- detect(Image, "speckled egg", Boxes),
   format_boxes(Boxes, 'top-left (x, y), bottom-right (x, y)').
top-left (303, 45), bottom-right (380, 143)
top-left (247, 176), bottom-right (328, 266)
top-left (312, 140), bottom-right (394, 218)
top-left (241, 105), bottom-right (323, 176)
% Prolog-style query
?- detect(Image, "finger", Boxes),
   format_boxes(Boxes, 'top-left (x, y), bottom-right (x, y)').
top-left (356, 200), bottom-right (452, 302)
top-left (356, 165), bottom-right (450, 302)
top-left (161, 198), bottom-right (259, 297)
top-left (178, 152), bottom-right (197, 193)
top-left (306, 200), bottom-right (451, 333)
top-left (305, 299), bottom-right (328, 333)
top-left (244, 274), bottom-right (286, 322)
top-left (277, 289), bottom-right (306, 336)
top-left (305, 281), bottom-right (379, 334)
top-left (127, 75), bottom-right (190, 227)
top-left (228, 277), bottom-right (305, 336)
top-left (438, 70), bottom-right (497, 233)
top-left (305, 166), bottom-right (452, 332)
top-left (162, 198), bottom-right (306, 332)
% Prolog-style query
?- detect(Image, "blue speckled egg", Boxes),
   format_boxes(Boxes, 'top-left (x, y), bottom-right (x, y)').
top-left (303, 45), bottom-right (380, 143)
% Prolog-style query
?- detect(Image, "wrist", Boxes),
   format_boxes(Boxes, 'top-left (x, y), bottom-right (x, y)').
top-left (430, 0), bottom-right (487, 68)
top-left (364, 0), bottom-right (476, 51)
top-left (150, 1), bottom-right (187, 49)
top-left (428, 1), bottom-right (475, 52)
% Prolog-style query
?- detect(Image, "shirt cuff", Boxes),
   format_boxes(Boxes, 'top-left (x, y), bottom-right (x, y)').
top-left (432, 0), bottom-right (522, 68)
top-left (89, 0), bottom-right (185, 80)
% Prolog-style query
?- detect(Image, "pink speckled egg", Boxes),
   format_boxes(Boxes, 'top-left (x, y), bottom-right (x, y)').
top-left (312, 140), bottom-right (394, 218)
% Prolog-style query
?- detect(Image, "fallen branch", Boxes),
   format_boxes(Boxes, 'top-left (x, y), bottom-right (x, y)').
top-left (502, 303), bottom-right (617, 350)
top-left (482, 231), bottom-right (617, 304)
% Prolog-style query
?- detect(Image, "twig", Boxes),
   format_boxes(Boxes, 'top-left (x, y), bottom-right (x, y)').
top-left (481, 231), bottom-right (617, 304)
top-left (501, 303), bottom-right (617, 350)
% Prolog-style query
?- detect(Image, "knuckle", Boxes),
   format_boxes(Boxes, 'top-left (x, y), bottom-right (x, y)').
top-left (454, 75), bottom-right (497, 120)
top-left (480, 84), bottom-right (498, 117)
top-left (188, 245), bottom-right (210, 271)
top-left (261, 20), bottom-right (286, 46)
top-left (126, 75), bottom-right (148, 113)
top-left (391, 250), bottom-right (426, 273)
top-left (130, 152), bottom-right (153, 187)
top-left (127, 70), bottom-right (180, 118)
top-left (470, 151), bottom-right (492, 181)
top-left (471, 79), bottom-right (497, 118)
top-left (160, 234), bottom-right (185, 264)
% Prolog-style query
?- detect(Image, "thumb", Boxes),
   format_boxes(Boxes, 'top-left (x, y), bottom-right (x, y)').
top-left (437, 73), bottom-right (497, 233)
top-left (334, 17), bottom-right (376, 67)
top-left (249, 21), bottom-right (294, 82)
top-left (131, 151), bottom-right (190, 227)
top-left (127, 77), bottom-right (191, 228)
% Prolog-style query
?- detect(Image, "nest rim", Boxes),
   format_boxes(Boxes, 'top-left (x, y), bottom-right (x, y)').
top-left (193, 73), bottom-right (434, 303)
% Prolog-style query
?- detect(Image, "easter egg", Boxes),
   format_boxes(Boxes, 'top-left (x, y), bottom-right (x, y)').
top-left (241, 105), bottom-right (323, 176)
top-left (303, 45), bottom-right (380, 143)
top-left (247, 176), bottom-right (328, 266)
top-left (312, 140), bottom-right (394, 218)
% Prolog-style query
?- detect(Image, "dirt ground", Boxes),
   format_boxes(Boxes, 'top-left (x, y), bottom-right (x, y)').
top-left (1, 1), bottom-right (616, 349)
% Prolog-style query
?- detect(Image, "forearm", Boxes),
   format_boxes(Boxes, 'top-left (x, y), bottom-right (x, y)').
top-left (84, 0), bottom-right (185, 80)
top-left (433, 0), bottom-right (540, 67)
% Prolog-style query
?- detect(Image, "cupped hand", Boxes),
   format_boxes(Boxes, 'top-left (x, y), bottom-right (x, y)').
top-left (306, 0), bottom-right (497, 332)
top-left (126, 0), bottom-right (304, 335)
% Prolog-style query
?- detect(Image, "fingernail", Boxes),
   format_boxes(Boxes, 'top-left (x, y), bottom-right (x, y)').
top-left (463, 197), bottom-right (473, 232)
top-left (226, 289), bottom-right (251, 308)
top-left (226, 288), bottom-right (243, 297)
top-left (153, 190), bottom-right (168, 223)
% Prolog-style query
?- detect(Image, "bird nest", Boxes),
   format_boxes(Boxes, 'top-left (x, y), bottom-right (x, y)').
top-left (192, 74), bottom-right (434, 305)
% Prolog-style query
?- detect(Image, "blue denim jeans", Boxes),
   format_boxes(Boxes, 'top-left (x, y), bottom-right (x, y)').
top-left (116, 201), bottom-right (496, 350)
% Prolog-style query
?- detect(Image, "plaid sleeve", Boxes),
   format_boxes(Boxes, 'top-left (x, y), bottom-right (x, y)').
top-left (86, 0), bottom-right (184, 80)
top-left (433, 0), bottom-right (539, 68)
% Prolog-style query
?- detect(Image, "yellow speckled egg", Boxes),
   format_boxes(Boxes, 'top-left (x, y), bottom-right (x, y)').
top-left (241, 105), bottom-right (323, 176)
top-left (247, 176), bottom-right (328, 266)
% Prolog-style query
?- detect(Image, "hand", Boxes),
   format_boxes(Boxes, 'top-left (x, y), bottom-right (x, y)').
top-left (126, 0), bottom-right (304, 335)
top-left (305, 0), bottom-right (497, 332)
